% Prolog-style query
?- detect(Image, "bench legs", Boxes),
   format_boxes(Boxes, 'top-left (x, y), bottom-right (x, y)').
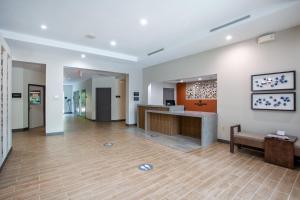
top-left (230, 125), bottom-right (241, 153)
top-left (230, 141), bottom-right (234, 153)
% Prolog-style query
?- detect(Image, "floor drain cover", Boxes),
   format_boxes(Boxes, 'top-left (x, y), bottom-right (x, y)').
top-left (138, 164), bottom-right (153, 171)
top-left (103, 143), bottom-right (114, 147)
top-left (150, 134), bottom-right (159, 137)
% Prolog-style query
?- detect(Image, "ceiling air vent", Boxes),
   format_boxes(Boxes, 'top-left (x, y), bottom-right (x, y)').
top-left (257, 33), bottom-right (275, 44)
top-left (210, 15), bottom-right (251, 32)
top-left (147, 48), bottom-right (164, 56)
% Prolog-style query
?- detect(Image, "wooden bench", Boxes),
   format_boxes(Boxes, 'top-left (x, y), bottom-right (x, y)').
top-left (230, 125), bottom-right (300, 157)
top-left (230, 125), bottom-right (265, 153)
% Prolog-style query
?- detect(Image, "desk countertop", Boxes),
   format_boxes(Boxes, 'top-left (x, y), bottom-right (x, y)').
top-left (138, 104), bottom-right (169, 108)
top-left (146, 110), bottom-right (217, 118)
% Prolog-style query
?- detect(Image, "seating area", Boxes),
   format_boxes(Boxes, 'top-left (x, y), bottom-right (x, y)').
top-left (230, 125), bottom-right (300, 166)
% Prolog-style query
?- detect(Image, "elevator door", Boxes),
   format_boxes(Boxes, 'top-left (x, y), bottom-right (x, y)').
top-left (96, 88), bottom-right (111, 122)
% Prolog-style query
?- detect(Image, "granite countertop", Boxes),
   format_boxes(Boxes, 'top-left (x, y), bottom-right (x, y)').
top-left (146, 110), bottom-right (217, 118)
top-left (138, 104), bottom-right (169, 108)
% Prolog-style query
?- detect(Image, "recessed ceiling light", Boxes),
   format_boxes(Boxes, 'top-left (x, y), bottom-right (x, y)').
top-left (110, 40), bottom-right (117, 46)
top-left (226, 35), bottom-right (232, 41)
top-left (81, 54), bottom-right (86, 58)
top-left (140, 18), bottom-right (148, 26)
top-left (40, 24), bottom-right (47, 30)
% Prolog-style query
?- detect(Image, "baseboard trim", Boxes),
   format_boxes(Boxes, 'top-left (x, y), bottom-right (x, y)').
top-left (0, 146), bottom-right (12, 172)
top-left (46, 131), bottom-right (64, 136)
top-left (111, 119), bottom-right (126, 122)
top-left (126, 123), bottom-right (137, 127)
top-left (12, 127), bottom-right (29, 132)
top-left (217, 139), bottom-right (230, 144)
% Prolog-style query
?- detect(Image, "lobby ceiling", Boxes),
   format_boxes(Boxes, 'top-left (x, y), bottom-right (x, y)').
top-left (1, 0), bottom-right (300, 67)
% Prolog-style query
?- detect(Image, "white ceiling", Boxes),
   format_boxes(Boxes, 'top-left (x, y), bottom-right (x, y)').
top-left (166, 74), bottom-right (217, 84)
top-left (12, 60), bottom-right (46, 72)
top-left (1, 0), bottom-right (300, 67)
top-left (64, 67), bottom-right (125, 85)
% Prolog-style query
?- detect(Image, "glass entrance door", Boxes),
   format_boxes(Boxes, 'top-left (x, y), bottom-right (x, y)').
top-left (80, 89), bottom-right (86, 118)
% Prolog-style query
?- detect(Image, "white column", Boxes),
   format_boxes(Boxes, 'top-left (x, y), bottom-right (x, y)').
top-left (46, 62), bottom-right (64, 134)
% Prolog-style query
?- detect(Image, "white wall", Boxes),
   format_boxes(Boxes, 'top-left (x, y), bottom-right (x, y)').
top-left (148, 82), bottom-right (176, 105)
top-left (143, 26), bottom-right (300, 140)
top-left (73, 76), bottom-right (126, 121)
top-left (11, 67), bottom-right (24, 129)
top-left (92, 77), bottom-right (125, 120)
top-left (11, 64), bottom-right (45, 129)
top-left (63, 85), bottom-right (73, 113)
top-left (8, 40), bottom-right (143, 133)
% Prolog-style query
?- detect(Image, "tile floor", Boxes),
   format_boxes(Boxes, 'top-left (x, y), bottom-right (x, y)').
top-left (0, 115), bottom-right (299, 200)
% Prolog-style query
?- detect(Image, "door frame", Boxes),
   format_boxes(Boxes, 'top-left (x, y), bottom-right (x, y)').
top-left (28, 84), bottom-right (46, 129)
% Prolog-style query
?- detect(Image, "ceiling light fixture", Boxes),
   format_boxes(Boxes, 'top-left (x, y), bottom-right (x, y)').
top-left (226, 35), bottom-right (232, 41)
top-left (110, 40), bottom-right (117, 46)
top-left (140, 18), bottom-right (148, 26)
top-left (40, 24), bottom-right (48, 30)
top-left (81, 54), bottom-right (86, 58)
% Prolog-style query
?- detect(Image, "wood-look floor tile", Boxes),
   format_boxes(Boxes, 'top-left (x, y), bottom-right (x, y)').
top-left (0, 115), bottom-right (299, 200)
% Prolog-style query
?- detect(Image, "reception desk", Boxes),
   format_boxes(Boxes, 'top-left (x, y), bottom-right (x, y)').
top-left (145, 110), bottom-right (217, 147)
top-left (137, 104), bottom-right (184, 129)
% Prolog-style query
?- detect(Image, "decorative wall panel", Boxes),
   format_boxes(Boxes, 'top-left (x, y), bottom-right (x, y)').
top-left (252, 71), bottom-right (295, 91)
top-left (251, 92), bottom-right (296, 111)
top-left (185, 80), bottom-right (217, 100)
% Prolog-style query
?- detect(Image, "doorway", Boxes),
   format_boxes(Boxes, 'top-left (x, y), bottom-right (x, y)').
top-left (73, 91), bottom-right (80, 115)
top-left (28, 84), bottom-right (45, 128)
top-left (96, 88), bottom-right (111, 122)
top-left (80, 89), bottom-right (86, 118)
top-left (163, 88), bottom-right (175, 105)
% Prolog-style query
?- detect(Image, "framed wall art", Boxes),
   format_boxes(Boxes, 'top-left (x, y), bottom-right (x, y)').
top-left (251, 92), bottom-right (296, 111)
top-left (251, 71), bottom-right (295, 91)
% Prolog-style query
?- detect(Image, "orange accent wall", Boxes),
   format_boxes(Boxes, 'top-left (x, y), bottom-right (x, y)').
top-left (176, 83), bottom-right (217, 113)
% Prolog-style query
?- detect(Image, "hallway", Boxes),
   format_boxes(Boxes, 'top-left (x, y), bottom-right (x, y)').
top-left (0, 116), bottom-right (300, 199)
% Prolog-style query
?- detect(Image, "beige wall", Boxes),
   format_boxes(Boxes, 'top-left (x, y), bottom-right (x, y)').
top-left (143, 26), bottom-right (300, 140)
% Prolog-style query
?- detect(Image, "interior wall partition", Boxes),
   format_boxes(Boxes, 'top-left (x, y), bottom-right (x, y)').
top-left (0, 38), bottom-right (12, 168)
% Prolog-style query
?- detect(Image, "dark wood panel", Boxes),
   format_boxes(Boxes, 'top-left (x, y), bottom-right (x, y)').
top-left (264, 137), bottom-right (295, 169)
top-left (149, 113), bottom-right (179, 135)
top-left (138, 106), bottom-right (169, 129)
top-left (179, 116), bottom-right (202, 139)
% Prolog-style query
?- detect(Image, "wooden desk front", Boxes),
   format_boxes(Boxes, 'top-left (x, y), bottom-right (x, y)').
top-left (145, 110), bottom-right (217, 147)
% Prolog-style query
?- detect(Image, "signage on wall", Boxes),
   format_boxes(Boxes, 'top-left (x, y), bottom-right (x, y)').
top-left (133, 91), bottom-right (139, 101)
top-left (12, 93), bottom-right (22, 98)
top-left (30, 90), bottom-right (41, 105)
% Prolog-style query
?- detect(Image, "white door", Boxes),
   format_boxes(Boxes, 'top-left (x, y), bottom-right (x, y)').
top-left (29, 85), bottom-right (44, 128)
